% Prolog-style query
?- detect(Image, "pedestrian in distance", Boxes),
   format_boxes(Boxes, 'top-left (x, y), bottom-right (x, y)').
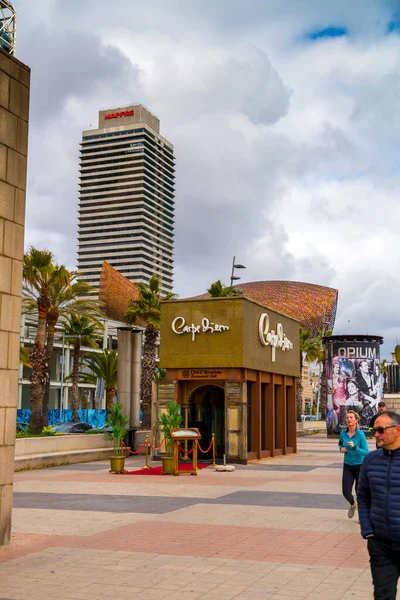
top-left (338, 410), bottom-right (369, 519)
top-left (358, 410), bottom-right (400, 600)
top-left (369, 401), bottom-right (387, 449)
top-left (369, 401), bottom-right (387, 430)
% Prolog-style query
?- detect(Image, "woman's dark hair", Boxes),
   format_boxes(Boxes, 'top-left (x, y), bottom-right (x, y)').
top-left (345, 379), bottom-right (358, 399)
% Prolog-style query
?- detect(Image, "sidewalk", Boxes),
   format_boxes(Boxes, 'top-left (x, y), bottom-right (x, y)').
top-left (0, 435), bottom-right (379, 599)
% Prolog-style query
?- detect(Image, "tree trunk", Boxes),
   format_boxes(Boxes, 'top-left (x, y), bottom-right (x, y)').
top-left (296, 354), bottom-right (304, 422)
top-left (320, 365), bottom-right (327, 419)
top-left (106, 388), bottom-right (116, 414)
top-left (71, 343), bottom-right (81, 422)
top-left (29, 306), bottom-right (49, 434)
top-left (140, 328), bottom-right (157, 429)
top-left (42, 318), bottom-right (57, 428)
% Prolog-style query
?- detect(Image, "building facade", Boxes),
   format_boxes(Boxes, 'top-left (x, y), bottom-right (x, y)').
top-left (78, 105), bottom-right (175, 294)
top-left (0, 46), bottom-right (30, 546)
top-left (157, 297), bottom-right (300, 463)
top-left (19, 316), bottom-right (124, 412)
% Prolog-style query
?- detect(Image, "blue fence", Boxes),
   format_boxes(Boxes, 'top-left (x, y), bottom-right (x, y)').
top-left (17, 409), bottom-right (107, 428)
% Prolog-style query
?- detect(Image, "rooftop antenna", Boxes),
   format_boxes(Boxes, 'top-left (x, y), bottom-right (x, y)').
top-left (0, 1), bottom-right (16, 56)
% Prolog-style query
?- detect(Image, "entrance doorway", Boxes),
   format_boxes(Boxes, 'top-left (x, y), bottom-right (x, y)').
top-left (188, 385), bottom-right (225, 457)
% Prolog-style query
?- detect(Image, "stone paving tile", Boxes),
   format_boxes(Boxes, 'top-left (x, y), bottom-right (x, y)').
top-left (154, 504), bottom-right (361, 532)
top-left (12, 491), bottom-right (206, 513)
top-left (255, 481), bottom-right (342, 494)
top-left (13, 479), bottom-right (250, 498)
top-left (13, 487), bottom-right (348, 512)
top-left (1, 435), bottom-right (382, 598)
top-left (212, 490), bottom-right (347, 509)
top-left (11, 508), bottom-right (157, 536)
top-left (234, 465), bottom-right (317, 472)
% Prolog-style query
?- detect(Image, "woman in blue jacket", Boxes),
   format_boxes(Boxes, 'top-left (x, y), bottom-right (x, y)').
top-left (338, 410), bottom-right (369, 518)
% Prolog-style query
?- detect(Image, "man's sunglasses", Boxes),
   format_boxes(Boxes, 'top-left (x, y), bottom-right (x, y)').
top-left (372, 425), bottom-right (397, 435)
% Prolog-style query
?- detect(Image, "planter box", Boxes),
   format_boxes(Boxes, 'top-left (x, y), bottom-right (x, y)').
top-left (14, 434), bottom-right (114, 471)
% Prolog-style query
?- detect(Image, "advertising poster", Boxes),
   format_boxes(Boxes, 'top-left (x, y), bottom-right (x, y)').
top-left (326, 341), bottom-right (381, 433)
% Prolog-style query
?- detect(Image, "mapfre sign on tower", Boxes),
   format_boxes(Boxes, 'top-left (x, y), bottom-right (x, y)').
top-left (104, 110), bottom-right (134, 120)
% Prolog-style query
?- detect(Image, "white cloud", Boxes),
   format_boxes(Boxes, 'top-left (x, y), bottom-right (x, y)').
top-left (15, 0), bottom-right (400, 357)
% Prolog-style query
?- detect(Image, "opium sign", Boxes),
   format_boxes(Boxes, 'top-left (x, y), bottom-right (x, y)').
top-left (258, 313), bottom-right (293, 362)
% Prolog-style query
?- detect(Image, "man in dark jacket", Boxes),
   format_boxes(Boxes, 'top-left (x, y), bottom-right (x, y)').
top-left (358, 410), bottom-right (400, 600)
top-left (369, 401), bottom-right (387, 429)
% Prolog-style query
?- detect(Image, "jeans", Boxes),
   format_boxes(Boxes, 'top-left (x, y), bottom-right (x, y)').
top-left (342, 463), bottom-right (361, 505)
top-left (368, 537), bottom-right (400, 600)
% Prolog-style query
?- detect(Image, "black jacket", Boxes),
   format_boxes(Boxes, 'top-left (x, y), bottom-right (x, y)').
top-left (358, 447), bottom-right (400, 541)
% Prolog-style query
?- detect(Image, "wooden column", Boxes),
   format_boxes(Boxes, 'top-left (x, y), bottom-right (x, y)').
top-left (282, 376), bottom-right (288, 455)
top-left (287, 380), bottom-right (297, 453)
top-left (275, 377), bottom-right (284, 454)
top-left (266, 375), bottom-right (275, 457)
top-left (256, 371), bottom-right (262, 459)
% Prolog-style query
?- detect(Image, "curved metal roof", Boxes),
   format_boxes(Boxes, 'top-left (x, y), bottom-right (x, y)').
top-left (232, 280), bottom-right (338, 335)
top-left (99, 262), bottom-right (338, 335)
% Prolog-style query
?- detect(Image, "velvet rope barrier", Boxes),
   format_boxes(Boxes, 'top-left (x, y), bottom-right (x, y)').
top-left (122, 439), bottom-right (147, 455)
top-left (178, 441), bottom-right (194, 455)
top-left (197, 438), bottom-right (214, 454)
top-left (148, 438), bottom-right (165, 451)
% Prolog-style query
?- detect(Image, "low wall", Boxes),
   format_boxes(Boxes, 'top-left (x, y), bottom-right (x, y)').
top-left (296, 420), bottom-right (326, 436)
top-left (15, 434), bottom-right (114, 471)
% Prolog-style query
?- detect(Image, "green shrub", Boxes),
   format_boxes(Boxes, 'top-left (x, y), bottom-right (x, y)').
top-left (41, 426), bottom-right (56, 436)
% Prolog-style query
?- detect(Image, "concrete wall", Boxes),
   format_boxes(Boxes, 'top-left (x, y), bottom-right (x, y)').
top-left (0, 48), bottom-right (30, 545)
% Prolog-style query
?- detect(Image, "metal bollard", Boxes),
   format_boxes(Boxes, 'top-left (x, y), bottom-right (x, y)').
top-left (212, 433), bottom-right (216, 466)
top-left (142, 435), bottom-right (151, 470)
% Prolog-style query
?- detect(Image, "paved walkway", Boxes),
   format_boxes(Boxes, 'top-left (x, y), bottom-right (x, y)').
top-left (0, 435), bottom-right (379, 599)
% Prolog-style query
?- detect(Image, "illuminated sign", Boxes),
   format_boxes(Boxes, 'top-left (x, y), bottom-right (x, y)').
top-left (172, 317), bottom-right (229, 342)
top-left (258, 313), bottom-right (293, 361)
top-left (104, 110), bottom-right (134, 120)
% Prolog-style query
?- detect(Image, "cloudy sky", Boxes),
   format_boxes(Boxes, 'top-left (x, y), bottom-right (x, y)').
top-left (15, 0), bottom-right (400, 358)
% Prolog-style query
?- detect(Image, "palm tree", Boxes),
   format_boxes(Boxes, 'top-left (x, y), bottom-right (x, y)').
top-left (62, 314), bottom-right (101, 422)
top-left (78, 349), bottom-right (118, 415)
top-left (317, 330), bottom-right (332, 419)
top-left (125, 274), bottom-right (175, 429)
top-left (24, 268), bottom-right (102, 427)
top-left (207, 279), bottom-right (242, 297)
top-left (19, 346), bottom-right (31, 368)
top-left (42, 275), bottom-right (102, 426)
top-left (23, 247), bottom-right (69, 433)
top-left (297, 328), bottom-right (320, 422)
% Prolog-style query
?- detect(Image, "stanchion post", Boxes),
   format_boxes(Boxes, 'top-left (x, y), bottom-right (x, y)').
top-left (142, 435), bottom-right (151, 470)
top-left (212, 433), bottom-right (216, 466)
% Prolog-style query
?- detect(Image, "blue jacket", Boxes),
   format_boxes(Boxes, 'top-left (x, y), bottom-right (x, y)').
top-left (338, 428), bottom-right (369, 466)
top-left (358, 448), bottom-right (400, 541)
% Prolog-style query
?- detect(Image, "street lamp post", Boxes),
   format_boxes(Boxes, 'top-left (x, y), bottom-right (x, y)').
top-left (230, 256), bottom-right (246, 287)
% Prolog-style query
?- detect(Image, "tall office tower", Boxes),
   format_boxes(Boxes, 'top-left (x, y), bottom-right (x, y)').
top-left (77, 105), bottom-right (175, 295)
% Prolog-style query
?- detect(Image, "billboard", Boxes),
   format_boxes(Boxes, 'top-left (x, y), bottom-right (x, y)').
top-left (325, 336), bottom-right (383, 433)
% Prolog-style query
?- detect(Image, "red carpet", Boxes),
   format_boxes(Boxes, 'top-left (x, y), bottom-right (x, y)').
top-left (123, 463), bottom-right (210, 475)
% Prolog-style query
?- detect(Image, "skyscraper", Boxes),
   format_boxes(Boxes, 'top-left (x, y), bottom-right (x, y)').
top-left (77, 105), bottom-right (175, 295)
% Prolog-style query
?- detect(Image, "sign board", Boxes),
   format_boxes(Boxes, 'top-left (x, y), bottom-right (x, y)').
top-left (179, 369), bottom-right (226, 380)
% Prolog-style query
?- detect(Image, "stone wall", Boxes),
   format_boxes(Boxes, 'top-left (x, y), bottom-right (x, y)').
top-left (0, 48), bottom-right (30, 545)
top-left (382, 394), bottom-right (400, 413)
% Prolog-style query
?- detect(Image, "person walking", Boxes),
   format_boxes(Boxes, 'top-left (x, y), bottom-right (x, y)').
top-left (338, 410), bottom-right (369, 518)
top-left (369, 401), bottom-right (387, 430)
top-left (358, 410), bottom-right (400, 600)
top-left (369, 401), bottom-right (387, 449)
